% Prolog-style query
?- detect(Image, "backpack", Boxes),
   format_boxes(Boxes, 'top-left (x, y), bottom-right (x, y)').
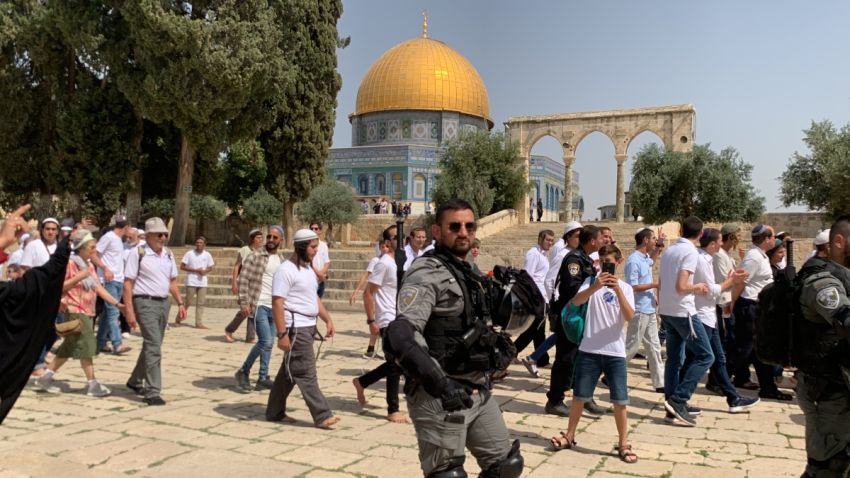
top-left (755, 241), bottom-right (798, 367)
top-left (560, 275), bottom-right (595, 345)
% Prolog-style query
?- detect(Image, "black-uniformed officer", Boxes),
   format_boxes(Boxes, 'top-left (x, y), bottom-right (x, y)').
top-left (544, 225), bottom-right (601, 417)
top-left (385, 199), bottom-right (523, 478)
top-left (795, 215), bottom-right (850, 478)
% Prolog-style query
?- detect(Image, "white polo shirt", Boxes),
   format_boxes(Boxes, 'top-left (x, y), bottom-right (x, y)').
top-left (96, 230), bottom-right (125, 282)
top-left (124, 245), bottom-right (178, 298)
top-left (694, 249), bottom-right (722, 328)
top-left (658, 238), bottom-right (699, 318)
top-left (740, 245), bottom-right (773, 301)
top-left (523, 245), bottom-right (549, 304)
top-left (181, 249), bottom-right (215, 288)
top-left (368, 254), bottom-right (397, 329)
top-left (272, 259), bottom-right (320, 328)
top-left (21, 239), bottom-right (56, 268)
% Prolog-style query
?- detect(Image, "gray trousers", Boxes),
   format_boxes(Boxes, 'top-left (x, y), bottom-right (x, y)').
top-left (128, 297), bottom-right (170, 399)
top-left (796, 371), bottom-right (850, 476)
top-left (625, 311), bottom-right (665, 389)
top-left (407, 385), bottom-right (511, 476)
top-left (266, 326), bottom-right (333, 425)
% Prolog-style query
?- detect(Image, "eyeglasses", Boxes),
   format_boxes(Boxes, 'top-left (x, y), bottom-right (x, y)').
top-left (156, 233), bottom-right (168, 238)
top-left (447, 222), bottom-right (477, 233)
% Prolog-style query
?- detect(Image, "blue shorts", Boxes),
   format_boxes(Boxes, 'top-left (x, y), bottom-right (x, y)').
top-left (573, 351), bottom-right (629, 405)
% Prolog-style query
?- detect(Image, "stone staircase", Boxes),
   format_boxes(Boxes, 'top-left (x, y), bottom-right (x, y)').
top-left (170, 246), bottom-right (375, 313)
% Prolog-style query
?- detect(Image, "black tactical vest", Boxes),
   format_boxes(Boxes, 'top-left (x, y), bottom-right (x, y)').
top-left (792, 257), bottom-right (850, 380)
top-left (421, 248), bottom-right (512, 375)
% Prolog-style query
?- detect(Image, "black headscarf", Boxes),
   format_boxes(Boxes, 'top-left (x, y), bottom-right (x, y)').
top-left (0, 238), bottom-right (69, 424)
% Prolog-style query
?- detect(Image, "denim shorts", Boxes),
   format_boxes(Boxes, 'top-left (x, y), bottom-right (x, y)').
top-left (572, 351), bottom-right (629, 405)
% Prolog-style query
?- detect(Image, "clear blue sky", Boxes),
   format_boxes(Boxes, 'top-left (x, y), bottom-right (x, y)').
top-left (333, 1), bottom-right (850, 218)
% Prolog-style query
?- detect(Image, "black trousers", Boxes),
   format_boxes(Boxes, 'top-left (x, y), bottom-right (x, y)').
top-left (731, 298), bottom-right (780, 394)
top-left (546, 317), bottom-right (578, 404)
top-left (358, 328), bottom-right (401, 414)
top-left (513, 312), bottom-right (549, 367)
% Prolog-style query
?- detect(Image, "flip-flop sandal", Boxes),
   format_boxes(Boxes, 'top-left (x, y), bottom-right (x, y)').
top-left (550, 431), bottom-right (576, 451)
top-left (316, 416), bottom-right (340, 429)
top-left (616, 444), bottom-right (638, 463)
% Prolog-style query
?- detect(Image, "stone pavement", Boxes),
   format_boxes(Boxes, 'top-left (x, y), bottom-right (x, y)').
top-left (1, 308), bottom-right (807, 477)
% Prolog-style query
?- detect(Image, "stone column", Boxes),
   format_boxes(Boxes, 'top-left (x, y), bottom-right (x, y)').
top-left (517, 147), bottom-right (531, 224)
top-left (615, 153), bottom-right (627, 223)
top-left (563, 155), bottom-right (576, 221)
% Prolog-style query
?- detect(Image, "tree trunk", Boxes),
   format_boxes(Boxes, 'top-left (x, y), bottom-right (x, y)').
top-left (170, 134), bottom-right (195, 246)
top-left (326, 222), bottom-right (334, 248)
top-left (125, 116), bottom-right (145, 226)
top-left (282, 201), bottom-right (294, 249)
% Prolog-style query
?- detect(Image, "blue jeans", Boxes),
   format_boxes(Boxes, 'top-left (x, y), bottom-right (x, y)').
top-left (662, 314), bottom-right (714, 405)
top-left (530, 334), bottom-right (557, 362)
top-left (240, 306), bottom-right (276, 380)
top-left (573, 351), bottom-right (629, 405)
top-left (96, 280), bottom-right (124, 350)
top-left (701, 322), bottom-right (739, 403)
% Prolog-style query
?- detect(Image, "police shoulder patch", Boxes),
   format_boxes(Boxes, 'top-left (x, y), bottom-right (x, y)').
top-left (816, 286), bottom-right (840, 310)
top-left (397, 286), bottom-right (419, 314)
top-left (568, 262), bottom-right (580, 276)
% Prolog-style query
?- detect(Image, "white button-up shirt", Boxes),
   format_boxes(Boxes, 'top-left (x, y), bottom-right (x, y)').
top-left (523, 245), bottom-right (549, 304)
top-left (739, 245), bottom-right (773, 301)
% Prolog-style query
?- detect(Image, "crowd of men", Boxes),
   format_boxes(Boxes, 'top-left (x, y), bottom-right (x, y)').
top-left (1, 202), bottom-right (848, 478)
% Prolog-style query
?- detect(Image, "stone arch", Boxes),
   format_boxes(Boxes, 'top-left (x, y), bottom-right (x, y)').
top-left (505, 104), bottom-right (695, 223)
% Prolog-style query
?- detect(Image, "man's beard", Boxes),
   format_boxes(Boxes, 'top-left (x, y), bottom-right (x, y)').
top-left (444, 239), bottom-right (470, 257)
top-left (266, 243), bottom-right (278, 253)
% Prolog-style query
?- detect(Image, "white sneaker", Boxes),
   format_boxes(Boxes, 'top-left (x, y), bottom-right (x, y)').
top-left (33, 374), bottom-right (60, 393)
top-left (86, 381), bottom-right (112, 398)
top-left (122, 332), bottom-right (130, 339)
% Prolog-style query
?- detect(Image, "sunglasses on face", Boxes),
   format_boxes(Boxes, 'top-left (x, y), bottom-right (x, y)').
top-left (447, 222), bottom-right (477, 233)
top-left (156, 233), bottom-right (168, 239)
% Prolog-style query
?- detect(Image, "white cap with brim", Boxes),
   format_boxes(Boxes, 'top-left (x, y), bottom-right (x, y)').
top-left (293, 229), bottom-right (319, 243)
top-left (563, 221), bottom-right (582, 235)
top-left (813, 229), bottom-right (830, 246)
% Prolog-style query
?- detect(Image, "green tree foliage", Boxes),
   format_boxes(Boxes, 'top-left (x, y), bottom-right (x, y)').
top-left (219, 141), bottom-right (267, 210)
top-left (110, 0), bottom-right (290, 245)
top-left (242, 186), bottom-right (283, 227)
top-left (262, 0), bottom-right (343, 245)
top-left (780, 120), bottom-right (850, 218)
top-left (143, 197), bottom-right (175, 222)
top-left (630, 143), bottom-right (765, 224)
top-left (296, 178), bottom-right (360, 246)
top-left (432, 131), bottom-right (529, 217)
top-left (0, 1), bottom-right (141, 216)
top-left (191, 195), bottom-right (226, 221)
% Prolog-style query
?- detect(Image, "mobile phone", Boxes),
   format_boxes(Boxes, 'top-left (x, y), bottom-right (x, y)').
top-left (601, 262), bottom-right (615, 275)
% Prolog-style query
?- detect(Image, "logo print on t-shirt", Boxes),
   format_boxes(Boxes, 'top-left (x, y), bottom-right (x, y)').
top-left (603, 291), bottom-right (615, 303)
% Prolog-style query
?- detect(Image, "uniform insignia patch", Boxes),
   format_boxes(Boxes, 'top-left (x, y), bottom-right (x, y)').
top-left (816, 286), bottom-right (840, 310)
top-left (397, 287), bottom-right (419, 313)
top-left (568, 263), bottom-right (580, 276)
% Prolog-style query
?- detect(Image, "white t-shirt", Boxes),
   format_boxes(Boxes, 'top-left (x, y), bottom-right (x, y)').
top-left (713, 247), bottom-right (736, 306)
top-left (740, 246), bottom-right (773, 301)
top-left (694, 249), bottom-right (722, 328)
top-left (21, 239), bottom-right (57, 268)
top-left (312, 241), bottom-right (330, 282)
top-left (96, 230), bottom-right (125, 282)
top-left (8, 248), bottom-right (24, 266)
top-left (366, 256), bottom-right (381, 274)
top-left (578, 278), bottom-right (635, 358)
top-left (658, 238), bottom-right (699, 318)
top-left (272, 260), bottom-right (320, 328)
top-left (181, 250), bottom-right (215, 288)
top-left (523, 245), bottom-right (549, 304)
top-left (368, 254), bottom-right (397, 328)
top-left (257, 254), bottom-right (282, 308)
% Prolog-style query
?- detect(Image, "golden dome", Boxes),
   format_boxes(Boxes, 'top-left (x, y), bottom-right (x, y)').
top-left (354, 37), bottom-right (492, 127)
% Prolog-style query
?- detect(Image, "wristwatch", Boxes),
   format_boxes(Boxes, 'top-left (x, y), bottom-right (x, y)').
top-left (276, 331), bottom-right (288, 339)
top-left (366, 319), bottom-right (376, 325)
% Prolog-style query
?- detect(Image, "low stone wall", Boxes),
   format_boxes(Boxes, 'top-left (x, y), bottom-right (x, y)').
top-left (477, 209), bottom-right (519, 239)
top-left (760, 212), bottom-right (829, 238)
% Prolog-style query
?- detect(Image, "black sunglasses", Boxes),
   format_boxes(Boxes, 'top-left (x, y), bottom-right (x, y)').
top-left (448, 222), bottom-right (477, 233)
top-left (156, 233), bottom-right (168, 238)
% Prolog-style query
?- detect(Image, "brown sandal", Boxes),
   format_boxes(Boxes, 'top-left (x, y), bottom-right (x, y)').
top-left (616, 444), bottom-right (638, 463)
top-left (550, 431), bottom-right (576, 451)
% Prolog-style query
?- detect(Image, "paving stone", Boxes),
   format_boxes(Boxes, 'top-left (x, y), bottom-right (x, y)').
top-left (277, 445), bottom-right (364, 469)
top-left (95, 440), bottom-right (193, 473)
top-left (672, 463), bottom-right (747, 477)
top-left (152, 449), bottom-right (311, 478)
top-left (741, 457), bottom-right (805, 477)
top-left (344, 455), bottom-right (423, 477)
